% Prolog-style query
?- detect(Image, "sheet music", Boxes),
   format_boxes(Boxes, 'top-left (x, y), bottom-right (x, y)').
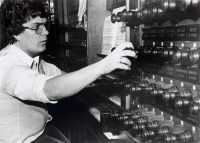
top-left (108, 95), bottom-right (121, 106)
top-left (102, 6), bottom-right (126, 55)
top-left (89, 107), bottom-right (101, 122)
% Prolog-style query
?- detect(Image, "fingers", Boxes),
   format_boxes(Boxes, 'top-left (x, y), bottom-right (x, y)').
top-left (99, 42), bottom-right (136, 74)
top-left (120, 57), bottom-right (131, 67)
top-left (113, 63), bottom-right (131, 70)
top-left (113, 42), bottom-right (134, 53)
top-left (119, 50), bottom-right (137, 58)
top-left (111, 42), bottom-right (137, 58)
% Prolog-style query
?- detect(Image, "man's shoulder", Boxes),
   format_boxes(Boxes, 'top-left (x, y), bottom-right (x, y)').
top-left (0, 48), bottom-right (19, 64)
top-left (0, 45), bottom-right (18, 58)
top-left (0, 46), bottom-right (21, 69)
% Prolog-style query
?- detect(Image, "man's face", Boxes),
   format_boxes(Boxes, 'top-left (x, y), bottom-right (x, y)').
top-left (15, 16), bottom-right (49, 57)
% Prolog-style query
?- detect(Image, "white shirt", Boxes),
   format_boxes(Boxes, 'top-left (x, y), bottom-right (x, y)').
top-left (0, 44), bottom-right (61, 143)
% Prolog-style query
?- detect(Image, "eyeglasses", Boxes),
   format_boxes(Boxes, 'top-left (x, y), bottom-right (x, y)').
top-left (23, 22), bottom-right (50, 35)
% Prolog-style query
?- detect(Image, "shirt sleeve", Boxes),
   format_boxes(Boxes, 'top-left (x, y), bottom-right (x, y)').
top-left (1, 65), bottom-right (57, 104)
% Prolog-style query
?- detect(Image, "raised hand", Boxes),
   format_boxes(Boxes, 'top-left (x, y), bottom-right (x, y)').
top-left (98, 42), bottom-right (137, 75)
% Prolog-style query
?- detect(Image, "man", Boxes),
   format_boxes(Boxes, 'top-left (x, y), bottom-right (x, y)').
top-left (0, 0), bottom-right (136, 143)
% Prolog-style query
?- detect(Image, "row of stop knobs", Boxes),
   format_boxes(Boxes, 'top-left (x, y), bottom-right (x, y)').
top-left (113, 78), bottom-right (200, 116)
top-left (110, 109), bottom-right (198, 143)
top-left (124, 45), bottom-right (200, 66)
top-left (111, 0), bottom-right (200, 24)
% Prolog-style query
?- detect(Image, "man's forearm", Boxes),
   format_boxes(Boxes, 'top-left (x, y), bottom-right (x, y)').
top-left (44, 42), bottom-right (136, 101)
top-left (43, 62), bottom-right (102, 101)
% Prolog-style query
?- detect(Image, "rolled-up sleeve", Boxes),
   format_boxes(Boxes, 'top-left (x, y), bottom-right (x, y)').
top-left (1, 65), bottom-right (57, 103)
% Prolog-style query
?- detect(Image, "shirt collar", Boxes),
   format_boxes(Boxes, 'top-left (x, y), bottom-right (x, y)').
top-left (10, 44), bottom-right (39, 68)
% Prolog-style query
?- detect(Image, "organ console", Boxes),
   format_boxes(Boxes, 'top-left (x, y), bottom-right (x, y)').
top-left (59, 0), bottom-right (200, 142)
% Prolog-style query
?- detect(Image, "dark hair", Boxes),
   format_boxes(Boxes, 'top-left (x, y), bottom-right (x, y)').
top-left (1, 0), bottom-right (50, 44)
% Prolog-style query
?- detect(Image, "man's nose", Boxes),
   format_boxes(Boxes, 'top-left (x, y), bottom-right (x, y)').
top-left (42, 26), bottom-right (49, 35)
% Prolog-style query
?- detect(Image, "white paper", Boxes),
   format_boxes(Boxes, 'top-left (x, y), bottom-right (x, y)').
top-left (104, 132), bottom-right (119, 139)
top-left (102, 6), bottom-right (126, 55)
top-left (78, 0), bottom-right (87, 23)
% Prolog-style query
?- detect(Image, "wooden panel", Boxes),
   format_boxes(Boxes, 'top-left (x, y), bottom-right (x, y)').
top-left (57, 0), bottom-right (65, 42)
top-left (129, 0), bottom-right (138, 10)
top-left (63, 0), bottom-right (69, 24)
top-left (107, 0), bottom-right (126, 12)
top-left (53, 0), bottom-right (60, 41)
top-left (87, 0), bottom-right (108, 65)
top-left (68, 0), bottom-right (79, 13)
top-left (130, 0), bottom-right (142, 48)
top-left (107, 0), bottom-right (138, 11)
top-left (107, 0), bottom-right (114, 11)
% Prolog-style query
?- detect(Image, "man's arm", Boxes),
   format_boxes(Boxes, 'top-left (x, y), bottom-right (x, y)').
top-left (44, 42), bottom-right (136, 101)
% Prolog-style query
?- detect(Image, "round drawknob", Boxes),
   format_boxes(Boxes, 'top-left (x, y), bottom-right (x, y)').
top-left (141, 129), bottom-right (150, 139)
top-left (189, 102), bottom-right (200, 115)
top-left (168, 0), bottom-right (176, 11)
top-left (170, 86), bottom-right (179, 92)
top-left (163, 91), bottom-right (180, 102)
top-left (156, 126), bottom-right (170, 137)
top-left (158, 88), bottom-right (165, 95)
top-left (127, 10), bottom-right (138, 22)
top-left (146, 120), bottom-right (159, 130)
top-left (141, 129), bottom-right (155, 139)
top-left (164, 134), bottom-right (177, 143)
top-left (139, 80), bottom-right (149, 86)
top-left (131, 113), bottom-right (141, 120)
top-left (141, 7), bottom-right (148, 18)
top-left (169, 92), bottom-right (179, 100)
top-left (118, 114), bottom-right (129, 122)
top-left (160, 47), bottom-right (170, 61)
top-left (127, 10), bottom-right (134, 20)
top-left (180, 89), bottom-right (193, 99)
top-left (123, 120), bottom-right (129, 127)
top-left (193, 97), bottom-right (200, 104)
top-left (175, 98), bottom-right (182, 108)
top-left (124, 82), bottom-right (131, 90)
top-left (189, 49), bottom-right (200, 64)
top-left (161, 0), bottom-right (169, 11)
top-left (132, 123), bottom-right (145, 132)
top-left (145, 83), bottom-right (156, 93)
top-left (135, 85), bottom-right (143, 92)
top-left (123, 118), bottom-right (135, 126)
top-left (150, 5), bottom-right (158, 18)
top-left (121, 9), bottom-right (128, 22)
top-left (111, 110), bottom-right (120, 118)
top-left (151, 88), bottom-right (159, 98)
top-left (151, 47), bottom-right (159, 58)
top-left (175, 98), bottom-right (190, 108)
top-left (157, 6), bottom-right (165, 17)
top-left (130, 85), bottom-right (137, 93)
top-left (118, 110), bottom-right (131, 121)
top-left (172, 47), bottom-right (182, 63)
top-left (136, 10), bottom-right (142, 20)
top-left (136, 116), bottom-right (148, 124)
top-left (181, 47), bottom-right (191, 64)
top-left (162, 91), bottom-right (171, 102)
top-left (177, 130), bottom-right (192, 142)
top-left (111, 13), bottom-right (122, 23)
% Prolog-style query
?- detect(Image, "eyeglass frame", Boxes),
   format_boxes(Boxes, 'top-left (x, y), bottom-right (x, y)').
top-left (23, 21), bottom-right (50, 35)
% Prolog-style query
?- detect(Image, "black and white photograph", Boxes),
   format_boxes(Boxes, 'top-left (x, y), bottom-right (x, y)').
top-left (0, 0), bottom-right (200, 143)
